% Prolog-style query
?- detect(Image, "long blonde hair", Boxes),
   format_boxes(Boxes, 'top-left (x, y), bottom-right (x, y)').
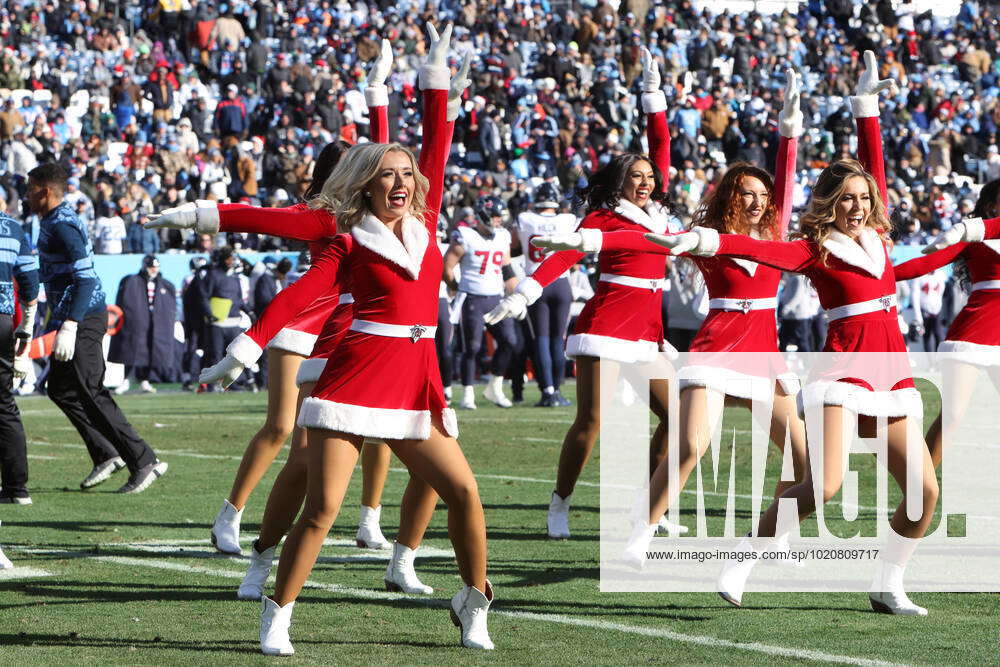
top-left (309, 142), bottom-right (429, 232)
top-left (793, 159), bottom-right (891, 266)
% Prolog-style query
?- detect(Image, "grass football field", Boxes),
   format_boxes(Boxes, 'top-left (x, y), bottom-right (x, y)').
top-left (1, 382), bottom-right (997, 665)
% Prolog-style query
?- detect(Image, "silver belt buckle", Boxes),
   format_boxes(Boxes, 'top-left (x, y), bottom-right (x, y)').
top-left (649, 279), bottom-right (659, 292)
top-left (737, 298), bottom-right (752, 314)
top-left (879, 296), bottom-right (892, 312)
top-left (409, 324), bottom-right (427, 343)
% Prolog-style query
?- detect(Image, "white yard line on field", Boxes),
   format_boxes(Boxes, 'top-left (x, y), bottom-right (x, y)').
top-left (0, 567), bottom-right (53, 580)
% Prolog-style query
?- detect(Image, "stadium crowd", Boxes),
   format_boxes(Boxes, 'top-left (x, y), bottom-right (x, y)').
top-left (0, 0), bottom-right (995, 386)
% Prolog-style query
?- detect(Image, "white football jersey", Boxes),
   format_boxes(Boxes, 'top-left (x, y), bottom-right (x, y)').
top-left (516, 211), bottom-right (579, 276)
top-left (454, 226), bottom-right (511, 296)
top-left (439, 241), bottom-right (453, 299)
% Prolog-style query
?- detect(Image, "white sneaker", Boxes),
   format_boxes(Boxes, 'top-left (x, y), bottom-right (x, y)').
top-left (717, 535), bottom-right (759, 607)
top-left (483, 376), bottom-right (512, 408)
top-left (0, 546), bottom-right (12, 569)
top-left (139, 380), bottom-right (156, 394)
top-left (80, 457), bottom-right (126, 489)
top-left (211, 499), bottom-right (244, 555)
top-left (656, 515), bottom-right (689, 536)
top-left (114, 378), bottom-right (130, 395)
top-left (384, 542), bottom-right (434, 594)
top-left (260, 596), bottom-right (295, 655)
top-left (869, 562), bottom-right (928, 616)
top-left (444, 386), bottom-right (453, 404)
top-left (450, 580), bottom-right (494, 649)
top-left (547, 491), bottom-right (571, 539)
top-left (622, 522), bottom-right (657, 570)
top-left (460, 386), bottom-right (477, 410)
top-left (238, 540), bottom-right (276, 600)
top-left (355, 505), bottom-right (391, 549)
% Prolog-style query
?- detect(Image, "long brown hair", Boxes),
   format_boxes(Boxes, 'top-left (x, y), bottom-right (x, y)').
top-left (793, 159), bottom-right (891, 266)
top-left (690, 163), bottom-right (779, 239)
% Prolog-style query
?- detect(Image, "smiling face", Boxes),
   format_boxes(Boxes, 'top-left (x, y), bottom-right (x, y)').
top-left (738, 175), bottom-right (769, 231)
top-left (621, 159), bottom-right (655, 207)
top-left (832, 175), bottom-right (872, 239)
top-left (367, 149), bottom-right (415, 223)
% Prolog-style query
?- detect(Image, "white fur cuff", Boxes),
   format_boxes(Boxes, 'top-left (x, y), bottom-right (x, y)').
top-left (850, 95), bottom-right (879, 118)
top-left (227, 332), bottom-right (264, 366)
top-left (364, 84), bottom-right (389, 108)
top-left (641, 90), bottom-right (667, 114)
top-left (195, 199), bottom-right (221, 234)
top-left (779, 117), bottom-right (803, 138)
top-left (963, 217), bottom-right (985, 242)
top-left (419, 65), bottom-right (449, 91)
top-left (515, 277), bottom-right (544, 305)
top-left (579, 228), bottom-right (603, 252)
top-left (694, 226), bottom-right (720, 256)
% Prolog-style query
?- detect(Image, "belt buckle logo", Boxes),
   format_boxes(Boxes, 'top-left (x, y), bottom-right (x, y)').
top-left (737, 298), bottom-right (752, 314)
top-left (879, 296), bottom-right (892, 312)
top-left (649, 279), bottom-right (659, 292)
top-left (409, 324), bottom-right (427, 343)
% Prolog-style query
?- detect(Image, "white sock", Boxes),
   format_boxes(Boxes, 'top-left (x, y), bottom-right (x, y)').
top-left (544, 386), bottom-right (554, 394)
top-left (463, 385), bottom-right (475, 400)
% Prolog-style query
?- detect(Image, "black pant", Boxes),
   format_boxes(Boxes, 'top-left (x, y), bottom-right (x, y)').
top-left (0, 315), bottom-right (29, 497)
top-left (459, 293), bottom-right (522, 386)
top-left (527, 278), bottom-right (571, 391)
top-left (435, 297), bottom-right (454, 388)
top-left (182, 321), bottom-right (204, 384)
top-left (47, 311), bottom-right (157, 472)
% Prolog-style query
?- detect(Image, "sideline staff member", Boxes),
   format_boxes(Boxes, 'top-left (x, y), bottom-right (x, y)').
top-left (28, 164), bottom-right (167, 493)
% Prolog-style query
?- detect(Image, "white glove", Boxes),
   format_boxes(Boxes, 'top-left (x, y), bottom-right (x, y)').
top-left (12, 350), bottom-right (32, 379)
top-left (531, 229), bottom-right (602, 253)
top-left (146, 200), bottom-right (220, 234)
top-left (855, 50), bottom-right (898, 98)
top-left (419, 23), bottom-right (453, 90)
top-left (364, 39), bottom-right (392, 107)
top-left (921, 218), bottom-right (984, 254)
top-left (484, 293), bottom-right (528, 324)
top-left (644, 231), bottom-right (701, 255)
top-left (778, 69), bottom-right (803, 138)
top-left (447, 51), bottom-right (473, 121)
top-left (681, 71), bottom-right (694, 97)
top-left (14, 301), bottom-right (36, 344)
top-left (198, 354), bottom-right (246, 388)
top-left (640, 47), bottom-right (660, 92)
top-left (53, 320), bottom-right (77, 362)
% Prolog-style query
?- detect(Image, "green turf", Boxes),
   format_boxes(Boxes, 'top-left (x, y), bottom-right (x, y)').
top-left (0, 382), bottom-right (996, 665)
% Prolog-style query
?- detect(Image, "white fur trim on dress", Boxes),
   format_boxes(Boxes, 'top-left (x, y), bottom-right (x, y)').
top-left (693, 226), bottom-right (720, 256)
top-left (364, 84), bottom-right (389, 108)
top-left (938, 340), bottom-right (1000, 367)
top-left (267, 327), bottom-right (318, 356)
top-left (515, 277), bottom-right (544, 305)
top-left (295, 357), bottom-right (328, 386)
top-left (227, 332), bottom-right (264, 367)
top-left (821, 228), bottom-right (885, 278)
top-left (351, 214), bottom-right (428, 280)
top-left (798, 382), bottom-right (923, 419)
top-left (729, 257), bottom-right (758, 276)
top-left (566, 333), bottom-right (659, 364)
top-left (579, 228), bottom-right (603, 252)
top-left (641, 90), bottom-right (667, 114)
top-left (963, 217), bottom-right (985, 243)
top-left (613, 199), bottom-right (670, 234)
top-left (849, 94), bottom-right (879, 118)
top-left (418, 65), bottom-right (449, 91)
top-left (679, 365), bottom-right (776, 402)
top-left (298, 397), bottom-right (458, 440)
top-left (195, 199), bottom-right (221, 234)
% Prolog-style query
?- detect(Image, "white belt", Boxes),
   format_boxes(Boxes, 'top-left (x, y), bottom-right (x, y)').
top-left (349, 319), bottom-right (436, 341)
top-left (708, 297), bottom-right (777, 313)
top-left (825, 294), bottom-right (897, 321)
top-left (599, 273), bottom-right (668, 291)
top-left (971, 280), bottom-right (1000, 292)
top-left (339, 293), bottom-right (354, 304)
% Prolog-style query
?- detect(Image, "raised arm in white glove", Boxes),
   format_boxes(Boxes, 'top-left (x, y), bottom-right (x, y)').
top-left (779, 69), bottom-right (803, 138)
top-left (530, 228), bottom-right (603, 253)
top-left (639, 47), bottom-right (666, 114)
top-left (364, 39), bottom-right (393, 107)
top-left (447, 51), bottom-right (473, 121)
top-left (850, 50), bottom-right (898, 118)
top-left (145, 200), bottom-right (221, 234)
top-left (53, 319), bottom-right (77, 362)
top-left (921, 217), bottom-right (986, 254)
top-left (419, 23), bottom-right (453, 90)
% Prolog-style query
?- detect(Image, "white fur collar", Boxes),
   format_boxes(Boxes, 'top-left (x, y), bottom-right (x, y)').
top-left (982, 240), bottom-right (1000, 256)
top-left (613, 199), bottom-right (670, 234)
top-left (730, 257), bottom-right (758, 276)
top-left (821, 228), bottom-right (886, 278)
top-left (351, 213), bottom-right (428, 280)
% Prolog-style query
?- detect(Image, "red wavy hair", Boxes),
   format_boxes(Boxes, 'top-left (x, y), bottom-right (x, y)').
top-left (690, 163), bottom-right (779, 239)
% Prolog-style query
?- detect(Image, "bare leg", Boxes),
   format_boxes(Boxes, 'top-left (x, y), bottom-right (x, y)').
top-left (737, 386), bottom-right (808, 497)
top-left (390, 421), bottom-right (487, 591)
top-left (361, 441), bottom-right (391, 508)
top-left (885, 417), bottom-right (938, 539)
top-left (228, 349), bottom-right (305, 509)
top-left (396, 474), bottom-right (439, 549)
top-left (647, 378), bottom-right (671, 476)
top-left (272, 428), bottom-right (363, 606)
top-left (925, 361), bottom-right (980, 468)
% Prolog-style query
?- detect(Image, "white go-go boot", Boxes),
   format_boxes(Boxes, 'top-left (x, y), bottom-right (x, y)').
top-left (259, 596), bottom-right (295, 656)
top-left (450, 580), bottom-right (495, 650)
top-left (869, 561), bottom-right (928, 616)
top-left (384, 542), bottom-right (434, 594)
top-left (238, 540), bottom-right (276, 600)
top-left (355, 505), bottom-right (391, 549)
top-left (211, 499), bottom-right (243, 555)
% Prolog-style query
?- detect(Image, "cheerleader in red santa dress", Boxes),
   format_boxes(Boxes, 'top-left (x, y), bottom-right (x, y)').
top-left (892, 177), bottom-right (1000, 470)
top-left (626, 53), bottom-right (1000, 615)
top-left (536, 71), bottom-right (809, 565)
top-left (487, 48), bottom-right (677, 540)
top-left (147, 42), bottom-right (399, 556)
